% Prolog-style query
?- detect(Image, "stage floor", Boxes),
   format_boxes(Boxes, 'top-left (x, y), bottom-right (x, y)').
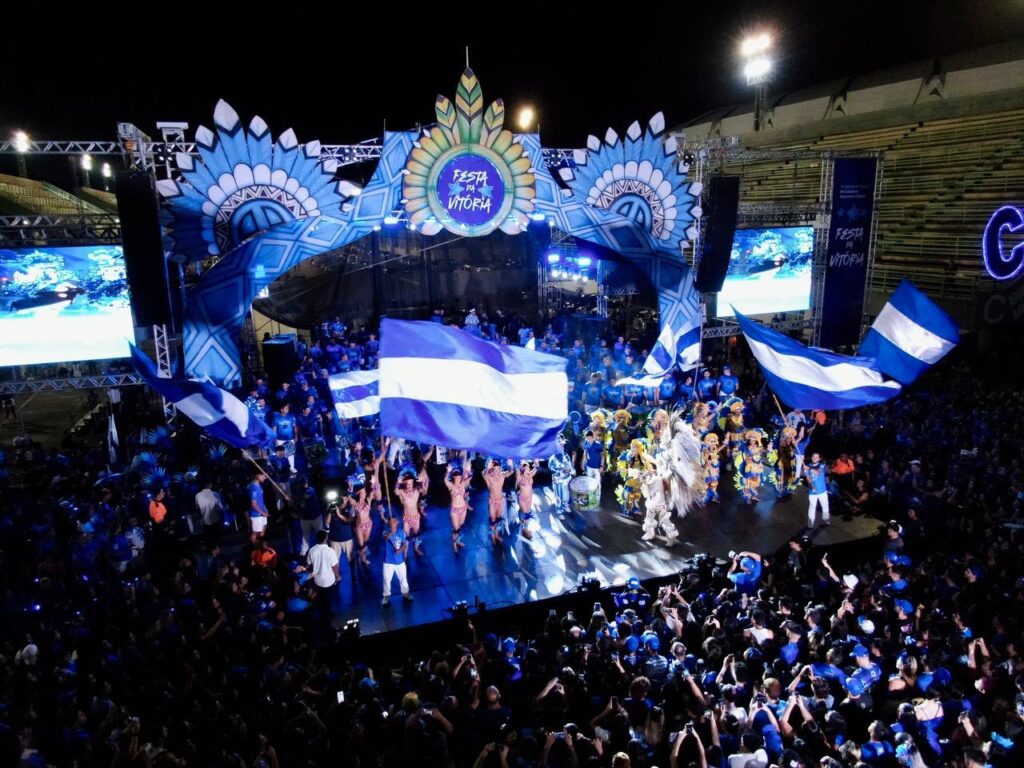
top-left (322, 480), bottom-right (881, 636)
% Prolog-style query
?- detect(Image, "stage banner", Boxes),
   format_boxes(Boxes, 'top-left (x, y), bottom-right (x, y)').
top-left (820, 157), bottom-right (878, 348)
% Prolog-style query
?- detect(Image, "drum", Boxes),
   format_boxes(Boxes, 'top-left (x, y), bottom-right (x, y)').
top-left (569, 475), bottom-right (600, 512)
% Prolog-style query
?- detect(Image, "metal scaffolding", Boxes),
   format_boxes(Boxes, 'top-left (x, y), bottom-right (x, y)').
top-left (0, 214), bottom-right (121, 246)
top-left (0, 373), bottom-right (143, 396)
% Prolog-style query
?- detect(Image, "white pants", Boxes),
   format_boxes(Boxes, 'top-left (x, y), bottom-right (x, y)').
top-left (643, 505), bottom-right (677, 540)
top-left (331, 539), bottom-right (354, 562)
top-left (299, 518), bottom-right (323, 555)
top-left (553, 481), bottom-right (570, 512)
top-left (794, 453), bottom-right (805, 482)
top-left (808, 492), bottom-right (830, 523)
top-left (382, 562), bottom-right (409, 597)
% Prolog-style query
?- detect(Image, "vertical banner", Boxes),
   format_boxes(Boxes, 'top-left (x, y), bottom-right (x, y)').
top-left (820, 157), bottom-right (877, 348)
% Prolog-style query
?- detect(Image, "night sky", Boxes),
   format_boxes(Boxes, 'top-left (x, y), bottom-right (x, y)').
top-left (2, 0), bottom-right (1022, 183)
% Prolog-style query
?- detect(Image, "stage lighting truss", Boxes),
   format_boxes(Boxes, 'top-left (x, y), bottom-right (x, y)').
top-left (0, 214), bottom-right (122, 246)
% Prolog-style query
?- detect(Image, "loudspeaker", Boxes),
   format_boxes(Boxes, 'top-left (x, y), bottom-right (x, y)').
top-left (695, 175), bottom-right (740, 293)
top-left (262, 334), bottom-right (299, 389)
top-left (115, 171), bottom-right (172, 327)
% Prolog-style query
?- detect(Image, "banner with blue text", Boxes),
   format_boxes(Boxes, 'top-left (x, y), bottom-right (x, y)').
top-left (820, 157), bottom-right (877, 348)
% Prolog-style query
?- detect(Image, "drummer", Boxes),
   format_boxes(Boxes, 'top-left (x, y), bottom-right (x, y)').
top-left (547, 436), bottom-right (574, 518)
top-left (580, 430), bottom-right (605, 485)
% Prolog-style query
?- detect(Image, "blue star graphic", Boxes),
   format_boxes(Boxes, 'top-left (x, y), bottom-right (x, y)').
top-left (448, 181), bottom-right (464, 196)
top-left (480, 183), bottom-right (494, 199)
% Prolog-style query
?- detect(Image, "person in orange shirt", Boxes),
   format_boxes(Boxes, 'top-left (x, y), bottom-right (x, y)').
top-left (148, 489), bottom-right (168, 526)
top-left (251, 537), bottom-right (277, 568)
top-left (831, 452), bottom-right (856, 494)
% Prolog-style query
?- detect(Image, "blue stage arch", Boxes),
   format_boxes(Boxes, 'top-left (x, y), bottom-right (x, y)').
top-left (164, 81), bottom-right (702, 386)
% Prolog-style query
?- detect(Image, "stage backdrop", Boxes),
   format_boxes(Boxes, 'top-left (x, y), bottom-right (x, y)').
top-left (162, 71), bottom-right (702, 386)
top-left (819, 157), bottom-right (878, 348)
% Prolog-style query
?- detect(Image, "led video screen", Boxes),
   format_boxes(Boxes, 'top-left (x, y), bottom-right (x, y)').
top-left (715, 226), bottom-right (814, 318)
top-left (0, 245), bottom-right (133, 366)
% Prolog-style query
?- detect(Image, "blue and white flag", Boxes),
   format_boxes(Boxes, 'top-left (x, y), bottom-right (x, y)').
top-left (859, 279), bottom-right (959, 385)
top-left (130, 346), bottom-right (274, 450)
top-left (735, 311), bottom-right (902, 410)
top-left (642, 320), bottom-right (701, 379)
top-left (378, 318), bottom-right (568, 458)
top-left (329, 370), bottom-right (380, 419)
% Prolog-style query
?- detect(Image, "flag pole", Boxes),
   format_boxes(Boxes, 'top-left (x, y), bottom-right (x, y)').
top-left (242, 449), bottom-right (291, 502)
top-left (380, 436), bottom-right (394, 519)
top-left (771, 393), bottom-right (788, 421)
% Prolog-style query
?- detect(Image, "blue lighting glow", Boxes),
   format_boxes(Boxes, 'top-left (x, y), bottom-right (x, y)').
top-left (383, 215), bottom-right (400, 226)
top-left (531, 213), bottom-right (547, 222)
top-left (546, 252), bottom-right (560, 264)
top-left (577, 256), bottom-right (592, 267)
top-left (982, 206), bottom-right (1024, 281)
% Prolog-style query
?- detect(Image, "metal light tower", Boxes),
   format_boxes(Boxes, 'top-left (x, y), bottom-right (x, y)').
top-left (741, 33), bottom-right (773, 132)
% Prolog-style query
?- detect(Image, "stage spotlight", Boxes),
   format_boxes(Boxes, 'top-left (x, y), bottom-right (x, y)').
top-left (81, 154), bottom-right (93, 171)
top-left (744, 57), bottom-right (772, 84)
top-left (531, 212), bottom-right (546, 222)
top-left (341, 618), bottom-right (360, 639)
top-left (517, 106), bottom-right (536, 131)
top-left (577, 256), bottom-right (592, 267)
top-left (740, 33), bottom-right (771, 58)
top-left (383, 215), bottom-right (400, 226)
top-left (546, 252), bottom-right (560, 264)
top-left (12, 131), bottom-right (29, 153)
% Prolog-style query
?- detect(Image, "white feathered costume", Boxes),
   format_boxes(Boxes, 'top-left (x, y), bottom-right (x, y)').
top-left (654, 409), bottom-right (706, 518)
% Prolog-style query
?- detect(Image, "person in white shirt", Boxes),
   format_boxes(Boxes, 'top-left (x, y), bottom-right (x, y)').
top-left (195, 480), bottom-right (223, 548)
top-left (306, 530), bottom-right (340, 622)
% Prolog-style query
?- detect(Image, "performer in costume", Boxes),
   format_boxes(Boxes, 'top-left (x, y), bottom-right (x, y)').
top-left (483, 458), bottom-right (512, 544)
top-left (640, 457), bottom-right (677, 544)
top-left (351, 482), bottom-right (373, 567)
top-left (547, 437), bottom-right (574, 518)
top-left (701, 433), bottom-right (724, 504)
top-left (610, 409), bottom-right (633, 459)
top-left (647, 409), bottom-right (669, 454)
top-left (395, 469), bottom-right (425, 556)
top-left (616, 439), bottom-right (648, 518)
top-left (691, 401), bottom-right (715, 439)
top-left (774, 426), bottom-right (798, 498)
top-left (655, 410), bottom-right (706, 518)
top-left (721, 397), bottom-right (746, 465)
top-left (735, 428), bottom-right (773, 505)
top-left (444, 464), bottom-right (472, 554)
top-left (515, 460), bottom-right (538, 540)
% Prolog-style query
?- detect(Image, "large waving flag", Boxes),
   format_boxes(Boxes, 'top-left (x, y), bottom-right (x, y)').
top-left (735, 311), bottom-right (902, 410)
top-left (130, 346), bottom-right (274, 449)
top-left (329, 370), bottom-right (380, 419)
top-left (644, 320), bottom-right (701, 378)
top-left (858, 280), bottom-right (959, 385)
top-left (378, 318), bottom-right (567, 458)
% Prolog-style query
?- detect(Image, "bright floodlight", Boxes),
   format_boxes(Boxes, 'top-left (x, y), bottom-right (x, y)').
top-left (81, 154), bottom-right (93, 171)
top-left (517, 106), bottom-right (536, 131)
top-left (744, 56), bottom-right (772, 85)
top-left (741, 33), bottom-right (772, 58)
top-left (101, 162), bottom-right (112, 178)
top-left (12, 131), bottom-right (29, 153)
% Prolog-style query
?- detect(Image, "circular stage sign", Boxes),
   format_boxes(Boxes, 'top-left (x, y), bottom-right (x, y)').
top-left (427, 146), bottom-right (514, 237)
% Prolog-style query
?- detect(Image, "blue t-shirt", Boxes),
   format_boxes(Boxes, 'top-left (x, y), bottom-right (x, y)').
top-left (385, 529), bottom-right (408, 564)
top-left (583, 383), bottom-right (602, 406)
top-left (602, 385), bottom-right (624, 407)
top-left (273, 412), bottom-right (297, 441)
top-left (328, 509), bottom-right (352, 542)
top-left (806, 462), bottom-right (827, 494)
top-left (719, 374), bottom-right (739, 395)
top-left (249, 481), bottom-right (266, 517)
top-left (728, 557), bottom-right (762, 593)
top-left (624, 384), bottom-right (645, 405)
top-left (852, 663), bottom-right (882, 687)
top-left (696, 377), bottom-right (718, 400)
top-left (659, 379), bottom-right (677, 401)
top-left (584, 441), bottom-right (604, 469)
